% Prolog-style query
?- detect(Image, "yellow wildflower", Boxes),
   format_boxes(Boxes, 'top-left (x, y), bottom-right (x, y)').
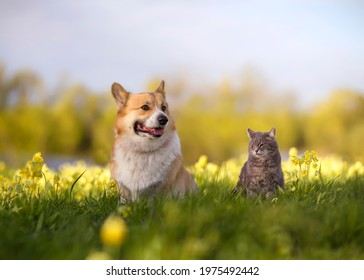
top-left (289, 147), bottom-right (298, 157)
top-left (303, 151), bottom-right (311, 164)
top-left (100, 215), bottom-right (128, 247)
top-left (206, 162), bottom-right (219, 175)
top-left (290, 155), bottom-right (301, 166)
top-left (53, 174), bottom-right (60, 185)
top-left (86, 251), bottom-right (111, 260)
top-left (33, 152), bottom-right (44, 164)
top-left (195, 155), bottom-right (208, 169)
top-left (117, 205), bottom-right (132, 219)
top-left (0, 161), bottom-right (5, 172)
top-left (30, 152), bottom-right (44, 178)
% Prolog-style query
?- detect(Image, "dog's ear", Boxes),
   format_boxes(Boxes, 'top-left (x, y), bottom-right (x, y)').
top-left (112, 82), bottom-right (129, 107)
top-left (155, 80), bottom-right (165, 97)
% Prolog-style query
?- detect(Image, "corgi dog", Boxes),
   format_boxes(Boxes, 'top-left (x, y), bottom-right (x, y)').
top-left (110, 80), bottom-right (197, 202)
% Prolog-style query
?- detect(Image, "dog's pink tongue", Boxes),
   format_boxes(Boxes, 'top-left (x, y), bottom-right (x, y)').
top-left (151, 128), bottom-right (164, 136)
top-left (138, 124), bottom-right (164, 136)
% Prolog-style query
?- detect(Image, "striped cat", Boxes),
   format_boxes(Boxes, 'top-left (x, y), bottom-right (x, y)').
top-left (233, 127), bottom-right (284, 198)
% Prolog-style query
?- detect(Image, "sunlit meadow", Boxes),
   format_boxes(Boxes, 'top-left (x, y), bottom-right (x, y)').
top-left (0, 150), bottom-right (364, 259)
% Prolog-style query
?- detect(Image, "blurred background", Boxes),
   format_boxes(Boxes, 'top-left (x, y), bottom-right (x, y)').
top-left (1, 0), bottom-right (364, 167)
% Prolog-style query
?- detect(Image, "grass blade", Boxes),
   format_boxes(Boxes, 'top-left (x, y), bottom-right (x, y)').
top-left (69, 170), bottom-right (87, 199)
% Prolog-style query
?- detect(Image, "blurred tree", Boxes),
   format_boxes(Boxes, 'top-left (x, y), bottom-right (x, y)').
top-left (1, 64), bottom-right (364, 166)
top-left (147, 77), bottom-right (189, 110)
top-left (0, 64), bottom-right (43, 108)
top-left (235, 69), bottom-right (269, 112)
top-left (0, 64), bottom-right (15, 108)
top-left (305, 90), bottom-right (364, 160)
top-left (92, 102), bottom-right (114, 164)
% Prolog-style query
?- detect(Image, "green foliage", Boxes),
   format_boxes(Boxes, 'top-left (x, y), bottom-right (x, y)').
top-left (1, 64), bottom-right (364, 166)
top-left (304, 90), bottom-right (364, 161)
top-left (1, 153), bottom-right (364, 259)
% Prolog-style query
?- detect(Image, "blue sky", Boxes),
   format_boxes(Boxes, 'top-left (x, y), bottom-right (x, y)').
top-left (1, 0), bottom-right (364, 106)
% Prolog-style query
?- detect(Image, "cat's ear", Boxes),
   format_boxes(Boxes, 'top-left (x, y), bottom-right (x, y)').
top-left (247, 128), bottom-right (256, 140)
top-left (269, 127), bottom-right (276, 138)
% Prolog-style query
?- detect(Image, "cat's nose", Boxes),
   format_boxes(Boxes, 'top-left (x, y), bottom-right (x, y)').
top-left (255, 148), bottom-right (262, 155)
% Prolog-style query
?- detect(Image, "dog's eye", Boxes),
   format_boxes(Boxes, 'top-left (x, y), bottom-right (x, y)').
top-left (161, 105), bottom-right (167, 112)
top-left (141, 105), bottom-right (150, 111)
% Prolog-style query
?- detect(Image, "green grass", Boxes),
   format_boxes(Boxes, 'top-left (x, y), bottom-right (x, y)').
top-left (1, 154), bottom-right (364, 259)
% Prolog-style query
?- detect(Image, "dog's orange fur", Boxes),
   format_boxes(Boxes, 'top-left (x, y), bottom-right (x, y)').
top-left (110, 81), bottom-right (197, 202)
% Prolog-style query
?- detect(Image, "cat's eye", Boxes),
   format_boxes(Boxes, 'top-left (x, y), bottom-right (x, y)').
top-left (161, 105), bottom-right (167, 112)
top-left (141, 105), bottom-right (150, 111)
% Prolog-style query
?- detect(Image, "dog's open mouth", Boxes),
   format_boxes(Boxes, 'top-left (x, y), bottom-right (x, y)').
top-left (134, 122), bottom-right (164, 138)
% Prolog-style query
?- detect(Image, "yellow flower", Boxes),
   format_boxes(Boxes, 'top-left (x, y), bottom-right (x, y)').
top-left (30, 152), bottom-right (44, 178)
top-left (303, 151), bottom-right (311, 163)
top-left (289, 147), bottom-right (298, 157)
top-left (108, 179), bottom-right (117, 189)
top-left (117, 205), bottom-right (132, 218)
top-left (33, 152), bottom-right (44, 164)
top-left (206, 162), bottom-right (219, 175)
top-left (290, 155), bottom-right (301, 166)
top-left (195, 155), bottom-right (208, 169)
top-left (100, 215), bottom-right (128, 247)
top-left (53, 174), bottom-right (60, 185)
top-left (86, 251), bottom-right (111, 260)
top-left (0, 161), bottom-right (5, 172)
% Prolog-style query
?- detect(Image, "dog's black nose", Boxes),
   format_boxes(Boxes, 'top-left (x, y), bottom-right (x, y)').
top-left (158, 114), bottom-right (168, 126)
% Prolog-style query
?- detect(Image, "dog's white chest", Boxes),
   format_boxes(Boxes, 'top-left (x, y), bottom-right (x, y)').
top-left (113, 132), bottom-right (181, 192)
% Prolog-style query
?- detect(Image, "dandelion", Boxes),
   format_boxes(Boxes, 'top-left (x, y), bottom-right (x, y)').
top-left (195, 155), bottom-right (208, 169)
top-left (100, 215), bottom-right (128, 247)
